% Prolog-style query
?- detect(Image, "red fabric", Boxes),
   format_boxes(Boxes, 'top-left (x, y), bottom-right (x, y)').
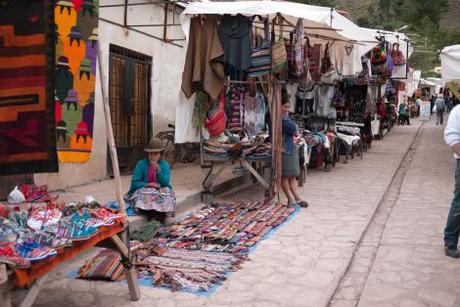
top-left (147, 165), bottom-right (156, 184)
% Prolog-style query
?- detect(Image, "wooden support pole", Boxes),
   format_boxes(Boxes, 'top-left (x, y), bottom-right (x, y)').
top-left (97, 49), bottom-right (140, 301)
top-left (110, 235), bottom-right (141, 301)
top-left (97, 49), bottom-right (127, 218)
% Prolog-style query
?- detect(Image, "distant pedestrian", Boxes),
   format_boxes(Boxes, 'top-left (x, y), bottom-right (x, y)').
top-left (435, 94), bottom-right (446, 125)
top-left (443, 104), bottom-right (460, 258)
top-left (430, 95), bottom-right (436, 114)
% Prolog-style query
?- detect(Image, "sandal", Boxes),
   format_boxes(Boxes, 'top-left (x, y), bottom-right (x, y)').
top-left (296, 200), bottom-right (309, 208)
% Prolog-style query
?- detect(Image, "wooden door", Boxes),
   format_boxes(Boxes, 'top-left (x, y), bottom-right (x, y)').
top-left (108, 45), bottom-right (152, 175)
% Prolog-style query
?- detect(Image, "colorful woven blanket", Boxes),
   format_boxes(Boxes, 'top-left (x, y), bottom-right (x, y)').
top-left (0, 1), bottom-right (58, 175)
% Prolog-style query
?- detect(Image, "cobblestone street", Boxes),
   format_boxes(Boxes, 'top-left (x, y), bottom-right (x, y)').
top-left (15, 118), bottom-right (460, 307)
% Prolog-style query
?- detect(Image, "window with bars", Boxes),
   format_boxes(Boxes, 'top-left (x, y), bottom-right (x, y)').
top-left (108, 44), bottom-right (152, 174)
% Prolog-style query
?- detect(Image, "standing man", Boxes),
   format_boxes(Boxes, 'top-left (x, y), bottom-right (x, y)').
top-left (443, 104), bottom-right (460, 258)
top-left (436, 94), bottom-right (446, 125)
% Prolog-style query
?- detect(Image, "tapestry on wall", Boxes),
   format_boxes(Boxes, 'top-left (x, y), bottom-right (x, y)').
top-left (0, 0), bottom-right (58, 175)
top-left (54, 0), bottom-right (99, 163)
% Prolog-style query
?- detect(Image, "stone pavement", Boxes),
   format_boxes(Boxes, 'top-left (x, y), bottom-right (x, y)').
top-left (353, 119), bottom-right (460, 307)
top-left (13, 117), bottom-right (459, 307)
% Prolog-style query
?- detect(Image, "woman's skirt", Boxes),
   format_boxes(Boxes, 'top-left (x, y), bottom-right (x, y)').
top-left (127, 187), bottom-right (176, 212)
top-left (282, 150), bottom-right (300, 178)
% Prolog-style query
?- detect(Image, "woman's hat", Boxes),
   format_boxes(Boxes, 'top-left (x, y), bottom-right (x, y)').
top-left (144, 137), bottom-right (166, 153)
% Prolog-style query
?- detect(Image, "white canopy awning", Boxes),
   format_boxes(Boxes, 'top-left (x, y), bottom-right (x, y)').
top-left (441, 44), bottom-right (460, 82)
top-left (180, 1), bottom-right (377, 45)
top-left (420, 78), bottom-right (436, 87)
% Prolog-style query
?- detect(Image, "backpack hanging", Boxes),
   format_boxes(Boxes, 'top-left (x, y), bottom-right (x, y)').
top-left (391, 42), bottom-right (406, 66)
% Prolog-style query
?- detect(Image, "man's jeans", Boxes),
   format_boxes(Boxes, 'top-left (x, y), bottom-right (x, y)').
top-left (444, 159), bottom-right (460, 248)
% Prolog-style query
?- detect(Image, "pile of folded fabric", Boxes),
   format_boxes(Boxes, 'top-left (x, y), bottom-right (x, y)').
top-left (0, 201), bottom-right (123, 269)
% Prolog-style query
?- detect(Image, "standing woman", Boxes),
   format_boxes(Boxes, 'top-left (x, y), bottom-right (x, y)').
top-left (126, 137), bottom-right (176, 223)
top-left (281, 98), bottom-right (309, 208)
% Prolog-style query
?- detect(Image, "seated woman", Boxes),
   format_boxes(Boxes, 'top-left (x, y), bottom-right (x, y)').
top-left (125, 137), bottom-right (175, 223)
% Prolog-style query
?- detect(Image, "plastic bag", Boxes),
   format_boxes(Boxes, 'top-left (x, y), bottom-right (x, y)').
top-left (7, 186), bottom-right (25, 204)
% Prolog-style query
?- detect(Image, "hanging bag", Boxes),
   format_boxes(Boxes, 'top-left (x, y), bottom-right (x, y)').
top-left (305, 37), bottom-right (321, 82)
top-left (391, 42), bottom-right (406, 66)
top-left (354, 59), bottom-right (370, 86)
top-left (271, 15), bottom-right (287, 74)
top-left (370, 43), bottom-right (386, 65)
top-left (287, 19), bottom-right (305, 77)
top-left (385, 41), bottom-right (394, 77)
top-left (205, 94), bottom-right (227, 137)
top-left (248, 18), bottom-right (271, 77)
top-left (320, 42), bottom-right (333, 74)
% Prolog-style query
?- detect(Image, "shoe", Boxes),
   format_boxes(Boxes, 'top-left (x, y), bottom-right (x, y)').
top-left (15, 239), bottom-right (57, 262)
top-left (444, 246), bottom-right (460, 258)
top-left (296, 200), bottom-right (309, 208)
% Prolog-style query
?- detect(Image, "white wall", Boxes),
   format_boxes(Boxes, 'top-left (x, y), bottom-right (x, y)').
top-left (34, 0), bottom-right (186, 190)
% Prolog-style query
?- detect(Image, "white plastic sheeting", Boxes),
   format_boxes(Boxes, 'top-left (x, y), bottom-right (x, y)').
top-left (180, 1), bottom-right (377, 45)
top-left (441, 44), bottom-right (460, 81)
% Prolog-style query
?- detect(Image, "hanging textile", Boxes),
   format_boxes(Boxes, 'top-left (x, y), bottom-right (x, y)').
top-left (55, 0), bottom-right (99, 163)
top-left (228, 86), bottom-right (245, 132)
top-left (0, 1), bottom-right (58, 175)
top-left (182, 16), bottom-right (225, 101)
top-left (218, 15), bottom-right (252, 80)
top-left (244, 89), bottom-right (266, 136)
top-left (270, 83), bottom-right (282, 195)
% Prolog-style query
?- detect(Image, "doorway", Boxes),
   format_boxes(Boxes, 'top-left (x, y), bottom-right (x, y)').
top-left (108, 45), bottom-right (152, 175)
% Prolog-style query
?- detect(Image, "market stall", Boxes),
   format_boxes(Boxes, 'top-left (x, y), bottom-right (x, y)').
top-left (175, 1), bottom-right (378, 199)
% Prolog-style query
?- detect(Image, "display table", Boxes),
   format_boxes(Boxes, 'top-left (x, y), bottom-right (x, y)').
top-left (0, 220), bottom-right (140, 307)
top-left (201, 153), bottom-right (273, 202)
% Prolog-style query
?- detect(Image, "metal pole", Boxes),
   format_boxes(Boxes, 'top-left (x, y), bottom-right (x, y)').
top-left (124, 0), bottom-right (128, 27)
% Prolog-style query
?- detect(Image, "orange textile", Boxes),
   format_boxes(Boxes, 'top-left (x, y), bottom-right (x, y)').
top-left (12, 221), bottom-right (126, 287)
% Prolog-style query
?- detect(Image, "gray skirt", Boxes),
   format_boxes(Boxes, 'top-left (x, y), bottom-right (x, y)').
top-left (282, 150), bottom-right (300, 178)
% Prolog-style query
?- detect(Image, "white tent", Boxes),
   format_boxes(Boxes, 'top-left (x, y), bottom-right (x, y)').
top-left (180, 1), bottom-right (377, 45)
top-left (441, 44), bottom-right (460, 82)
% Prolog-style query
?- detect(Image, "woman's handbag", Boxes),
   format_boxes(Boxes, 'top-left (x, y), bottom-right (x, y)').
top-left (391, 43), bottom-right (406, 66)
